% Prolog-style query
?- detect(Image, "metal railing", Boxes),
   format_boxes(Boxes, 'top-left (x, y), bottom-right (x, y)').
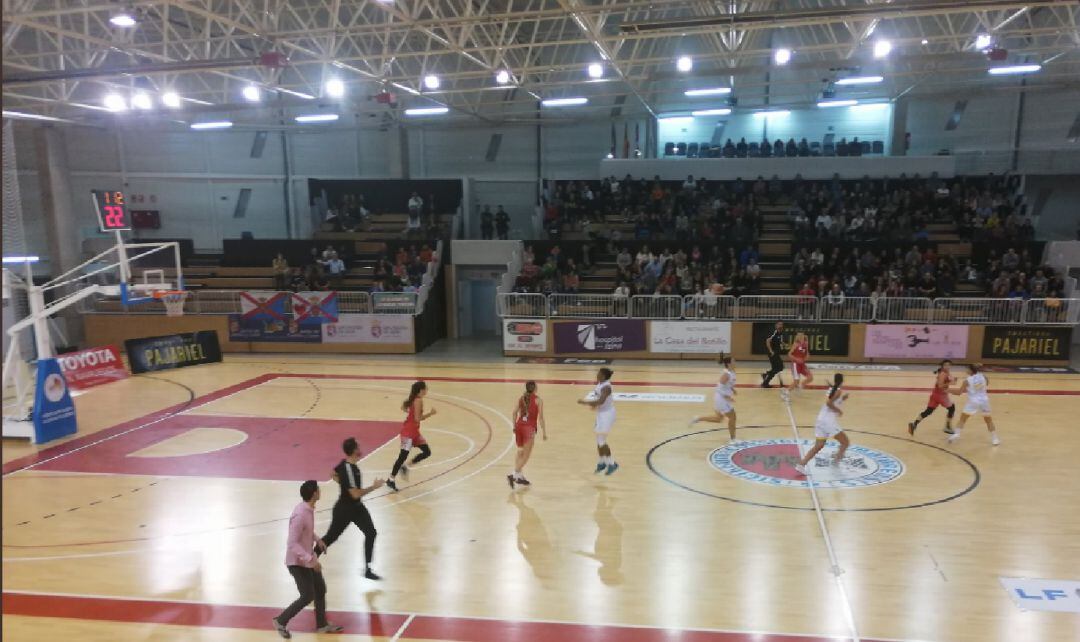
top-left (496, 292), bottom-right (1080, 325)
top-left (81, 289), bottom-right (382, 315)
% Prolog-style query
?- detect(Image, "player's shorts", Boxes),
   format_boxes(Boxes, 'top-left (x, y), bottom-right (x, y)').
top-left (927, 390), bottom-right (952, 409)
top-left (594, 410), bottom-right (616, 434)
top-left (400, 433), bottom-right (427, 449)
top-left (714, 395), bottom-right (734, 415)
top-left (514, 425), bottom-right (537, 448)
top-left (791, 361), bottom-right (810, 380)
top-left (814, 416), bottom-right (843, 439)
top-left (963, 400), bottom-right (992, 416)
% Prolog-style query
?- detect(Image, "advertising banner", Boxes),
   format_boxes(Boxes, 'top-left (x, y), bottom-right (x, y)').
top-left (239, 291), bottom-right (288, 320)
top-left (291, 291), bottom-right (339, 324)
top-left (124, 331), bottom-right (222, 374)
top-left (864, 324), bottom-right (969, 359)
top-left (982, 326), bottom-right (1072, 361)
top-left (750, 322), bottom-right (850, 357)
top-left (372, 292), bottom-right (417, 312)
top-left (31, 357), bottom-right (77, 444)
top-left (228, 315), bottom-right (321, 343)
top-left (503, 319), bottom-right (548, 353)
top-left (650, 321), bottom-right (732, 354)
top-left (56, 345), bottom-right (128, 390)
top-left (322, 315), bottom-right (414, 344)
top-left (553, 319), bottom-right (646, 354)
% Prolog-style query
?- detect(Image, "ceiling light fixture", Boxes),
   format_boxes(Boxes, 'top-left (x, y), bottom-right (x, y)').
top-left (658, 116), bottom-right (694, 124)
top-left (754, 110), bottom-right (791, 118)
top-left (324, 79), bottom-right (345, 98)
top-left (988, 64), bottom-right (1042, 75)
top-left (190, 121), bottom-right (233, 130)
top-left (161, 92), bottom-right (182, 108)
top-left (817, 99), bottom-right (858, 108)
top-left (835, 75), bottom-right (884, 86)
top-left (542, 97), bottom-right (588, 107)
top-left (295, 114), bottom-right (340, 123)
top-left (242, 85), bottom-right (261, 102)
top-left (587, 63), bottom-right (604, 79)
top-left (131, 92), bottom-right (153, 110)
top-left (773, 48), bottom-right (791, 65)
top-left (404, 106), bottom-right (450, 116)
top-left (495, 70), bottom-right (511, 84)
top-left (873, 39), bottom-right (892, 59)
top-left (975, 34), bottom-right (992, 50)
top-left (691, 108), bottom-right (731, 116)
top-left (423, 74), bottom-right (440, 90)
top-left (684, 87), bottom-right (731, 97)
top-left (109, 13), bottom-right (136, 27)
top-left (676, 56), bottom-right (693, 72)
top-left (103, 93), bottom-right (127, 111)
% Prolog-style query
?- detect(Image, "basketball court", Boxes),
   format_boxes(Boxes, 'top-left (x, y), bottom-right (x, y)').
top-left (4, 353), bottom-right (1079, 642)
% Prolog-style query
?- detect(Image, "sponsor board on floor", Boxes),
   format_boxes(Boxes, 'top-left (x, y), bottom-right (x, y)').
top-left (809, 363), bottom-right (901, 371)
top-left (503, 319), bottom-right (547, 352)
top-left (56, 345), bottom-right (129, 390)
top-left (650, 321), bottom-right (732, 354)
top-left (516, 357), bottom-right (612, 365)
top-left (125, 331), bottom-right (223, 374)
top-left (999, 577), bottom-right (1080, 613)
top-left (611, 392), bottom-right (705, 403)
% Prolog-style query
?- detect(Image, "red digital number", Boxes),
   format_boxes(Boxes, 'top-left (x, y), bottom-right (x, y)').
top-left (103, 205), bottom-right (125, 228)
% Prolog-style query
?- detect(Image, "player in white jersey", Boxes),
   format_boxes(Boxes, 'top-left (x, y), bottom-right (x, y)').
top-left (689, 355), bottom-right (739, 442)
top-left (578, 367), bottom-right (619, 475)
top-left (794, 373), bottom-right (852, 476)
top-left (947, 364), bottom-right (1000, 446)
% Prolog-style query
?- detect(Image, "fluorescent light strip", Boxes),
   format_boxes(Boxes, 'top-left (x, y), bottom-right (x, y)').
top-left (851, 103), bottom-right (889, 112)
top-left (753, 110), bottom-right (790, 118)
top-left (658, 116), bottom-right (694, 124)
top-left (295, 114), bottom-right (339, 123)
top-left (2, 110), bottom-right (72, 123)
top-left (684, 87), bottom-right (731, 97)
top-left (190, 121), bottom-right (233, 130)
top-left (404, 107), bottom-right (449, 116)
top-left (277, 87), bottom-right (316, 99)
top-left (2, 255), bottom-right (40, 263)
top-left (691, 108), bottom-right (731, 116)
top-left (817, 100), bottom-right (858, 108)
top-left (988, 64), bottom-right (1041, 75)
top-left (835, 75), bottom-right (884, 86)
top-left (541, 97), bottom-right (588, 107)
top-left (183, 97), bottom-right (214, 106)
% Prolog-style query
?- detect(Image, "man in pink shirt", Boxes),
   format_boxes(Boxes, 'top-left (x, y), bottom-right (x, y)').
top-left (272, 480), bottom-right (343, 638)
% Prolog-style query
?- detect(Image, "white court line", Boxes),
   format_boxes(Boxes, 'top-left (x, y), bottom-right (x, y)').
top-left (0, 588), bottom-right (936, 642)
top-left (2, 379), bottom-right (273, 479)
top-left (3, 384), bottom-right (516, 562)
top-left (783, 396), bottom-right (861, 642)
top-left (388, 614), bottom-right (416, 642)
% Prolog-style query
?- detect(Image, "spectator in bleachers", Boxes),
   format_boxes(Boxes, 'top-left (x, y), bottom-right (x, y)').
top-left (273, 253), bottom-right (290, 290)
top-left (325, 254), bottom-right (346, 289)
top-left (495, 206), bottom-right (511, 240)
top-left (480, 205), bottom-right (494, 240)
top-left (289, 267), bottom-right (308, 292)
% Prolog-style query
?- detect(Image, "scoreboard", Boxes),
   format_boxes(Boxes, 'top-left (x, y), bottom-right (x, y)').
top-left (91, 189), bottom-right (131, 232)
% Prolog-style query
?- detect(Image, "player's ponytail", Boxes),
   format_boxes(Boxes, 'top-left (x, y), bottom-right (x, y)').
top-left (828, 372), bottom-right (844, 399)
top-left (599, 367), bottom-right (614, 381)
top-left (718, 354), bottom-right (732, 367)
top-left (519, 381), bottom-right (537, 416)
top-left (402, 380), bottom-right (427, 412)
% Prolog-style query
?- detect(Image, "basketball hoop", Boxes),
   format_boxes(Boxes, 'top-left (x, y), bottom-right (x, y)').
top-left (152, 289), bottom-right (189, 316)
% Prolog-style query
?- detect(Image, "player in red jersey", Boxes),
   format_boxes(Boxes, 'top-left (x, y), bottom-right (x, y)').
top-left (907, 360), bottom-right (957, 436)
top-left (783, 332), bottom-right (813, 399)
top-left (508, 381), bottom-right (547, 488)
top-left (386, 381), bottom-right (435, 492)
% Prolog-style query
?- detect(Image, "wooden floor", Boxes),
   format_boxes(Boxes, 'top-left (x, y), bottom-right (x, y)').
top-left (4, 352), bottom-right (1080, 642)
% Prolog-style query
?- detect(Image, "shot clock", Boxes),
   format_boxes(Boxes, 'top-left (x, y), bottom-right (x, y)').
top-left (91, 189), bottom-right (131, 232)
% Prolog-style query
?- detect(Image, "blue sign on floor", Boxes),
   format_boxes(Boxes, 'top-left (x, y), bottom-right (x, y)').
top-left (32, 357), bottom-right (77, 444)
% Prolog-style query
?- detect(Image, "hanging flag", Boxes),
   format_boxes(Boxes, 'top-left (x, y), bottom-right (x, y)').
top-left (240, 291), bottom-right (288, 321)
top-left (610, 123), bottom-right (616, 157)
top-left (291, 291), bottom-right (339, 324)
top-left (623, 122), bottom-right (630, 158)
top-left (635, 122), bottom-right (641, 157)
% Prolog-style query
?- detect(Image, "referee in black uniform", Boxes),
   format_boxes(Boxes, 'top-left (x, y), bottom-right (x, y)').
top-left (761, 320), bottom-right (786, 388)
top-left (319, 437), bottom-right (384, 580)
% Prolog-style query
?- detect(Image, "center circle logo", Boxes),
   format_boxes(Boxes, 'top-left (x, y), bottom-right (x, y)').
top-left (709, 438), bottom-right (904, 489)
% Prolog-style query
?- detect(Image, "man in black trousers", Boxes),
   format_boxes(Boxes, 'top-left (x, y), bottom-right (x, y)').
top-left (318, 437), bottom-right (384, 580)
top-left (761, 320), bottom-right (786, 388)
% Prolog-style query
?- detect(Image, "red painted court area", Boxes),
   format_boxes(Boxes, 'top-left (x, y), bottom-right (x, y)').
top-left (1, 592), bottom-right (882, 642)
top-left (32, 414), bottom-right (400, 481)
